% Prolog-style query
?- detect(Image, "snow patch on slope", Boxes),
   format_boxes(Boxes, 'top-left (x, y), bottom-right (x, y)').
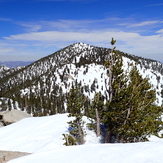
top-left (0, 114), bottom-right (98, 153)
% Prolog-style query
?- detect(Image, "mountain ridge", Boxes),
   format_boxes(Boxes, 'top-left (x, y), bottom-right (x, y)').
top-left (0, 42), bottom-right (163, 115)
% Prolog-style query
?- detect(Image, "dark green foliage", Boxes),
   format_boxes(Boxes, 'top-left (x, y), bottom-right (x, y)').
top-left (104, 43), bottom-right (128, 143)
top-left (104, 64), bottom-right (163, 143)
top-left (67, 84), bottom-right (84, 114)
top-left (102, 38), bottom-right (163, 143)
top-left (110, 38), bottom-right (116, 46)
top-left (116, 66), bottom-right (163, 142)
top-left (67, 84), bottom-right (85, 145)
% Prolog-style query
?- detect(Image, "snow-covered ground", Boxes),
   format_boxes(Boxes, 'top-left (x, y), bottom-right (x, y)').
top-left (0, 114), bottom-right (162, 163)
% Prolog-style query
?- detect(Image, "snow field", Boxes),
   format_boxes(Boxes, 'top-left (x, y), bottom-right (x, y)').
top-left (0, 114), bottom-right (162, 162)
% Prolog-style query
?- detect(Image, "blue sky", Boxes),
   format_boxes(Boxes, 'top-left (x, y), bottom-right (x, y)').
top-left (0, 0), bottom-right (163, 62)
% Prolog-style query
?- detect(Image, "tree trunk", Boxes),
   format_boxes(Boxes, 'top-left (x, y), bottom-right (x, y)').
top-left (120, 136), bottom-right (124, 143)
top-left (104, 131), bottom-right (112, 143)
top-left (78, 123), bottom-right (85, 144)
top-left (64, 134), bottom-right (69, 146)
top-left (109, 54), bottom-right (113, 102)
top-left (123, 107), bottom-right (131, 126)
top-left (95, 108), bottom-right (101, 137)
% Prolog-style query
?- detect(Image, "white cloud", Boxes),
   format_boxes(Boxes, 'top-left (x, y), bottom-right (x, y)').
top-left (1, 18), bottom-right (163, 62)
top-left (29, 19), bottom-right (113, 32)
top-left (0, 47), bottom-right (15, 53)
top-left (4, 30), bottom-right (140, 43)
top-left (146, 3), bottom-right (163, 7)
top-left (3, 30), bottom-right (163, 60)
top-left (20, 24), bottom-right (42, 32)
top-left (129, 21), bottom-right (160, 27)
top-left (156, 29), bottom-right (163, 34)
top-left (16, 18), bottom-right (163, 34)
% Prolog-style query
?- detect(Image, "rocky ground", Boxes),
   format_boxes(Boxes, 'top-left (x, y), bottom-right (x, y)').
top-left (0, 150), bottom-right (31, 163)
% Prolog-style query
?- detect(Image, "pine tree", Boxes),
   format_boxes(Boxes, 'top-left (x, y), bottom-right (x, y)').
top-left (103, 38), bottom-right (163, 143)
top-left (104, 38), bottom-right (128, 143)
top-left (116, 66), bottom-right (163, 142)
top-left (66, 84), bottom-right (85, 145)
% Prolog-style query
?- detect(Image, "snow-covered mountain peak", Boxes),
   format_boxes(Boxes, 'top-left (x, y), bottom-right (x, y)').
top-left (72, 42), bottom-right (93, 51)
top-left (0, 42), bottom-right (163, 114)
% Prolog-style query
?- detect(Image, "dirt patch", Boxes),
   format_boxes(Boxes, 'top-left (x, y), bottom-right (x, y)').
top-left (0, 150), bottom-right (31, 163)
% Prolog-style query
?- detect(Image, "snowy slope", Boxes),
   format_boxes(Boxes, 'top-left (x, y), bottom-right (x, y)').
top-left (0, 114), bottom-right (98, 153)
top-left (0, 114), bottom-right (162, 163)
top-left (8, 140), bottom-right (163, 163)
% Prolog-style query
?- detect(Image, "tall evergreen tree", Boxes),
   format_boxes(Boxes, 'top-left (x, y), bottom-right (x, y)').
top-left (103, 38), bottom-right (163, 143)
top-left (104, 38), bottom-right (128, 143)
top-left (66, 84), bottom-right (85, 145)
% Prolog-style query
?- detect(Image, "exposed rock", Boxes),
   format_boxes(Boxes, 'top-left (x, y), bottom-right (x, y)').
top-left (0, 150), bottom-right (31, 163)
top-left (0, 122), bottom-right (4, 128)
top-left (0, 109), bottom-right (31, 127)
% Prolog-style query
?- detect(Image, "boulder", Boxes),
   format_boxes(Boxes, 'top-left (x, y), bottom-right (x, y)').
top-left (0, 109), bottom-right (31, 126)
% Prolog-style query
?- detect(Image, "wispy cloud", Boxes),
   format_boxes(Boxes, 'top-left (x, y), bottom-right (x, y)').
top-left (0, 30), bottom-right (137, 60)
top-left (17, 18), bottom-right (137, 33)
top-left (129, 21), bottom-right (160, 27)
top-left (1, 17), bottom-right (163, 61)
top-left (156, 29), bottom-right (163, 34)
top-left (0, 18), bottom-right (12, 21)
top-left (146, 3), bottom-right (163, 7)
top-left (2, 28), bottom-right (163, 62)
top-left (19, 23), bottom-right (42, 32)
top-left (17, 19), bottom-right (117, 34)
